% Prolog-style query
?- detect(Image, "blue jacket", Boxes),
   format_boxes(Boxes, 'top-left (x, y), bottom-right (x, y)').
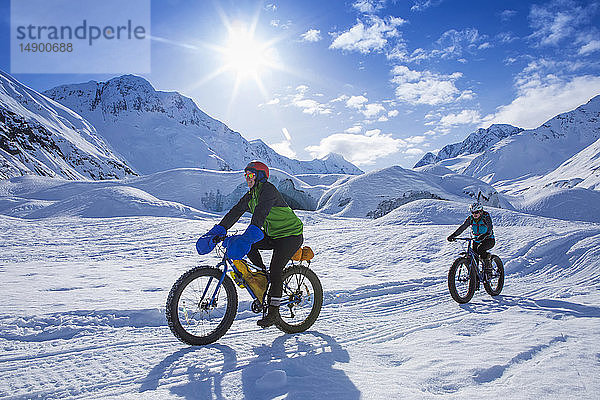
top-left (451, 211), bottom-right (495, 242)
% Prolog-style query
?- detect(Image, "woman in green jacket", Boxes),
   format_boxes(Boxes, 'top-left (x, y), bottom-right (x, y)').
top-left (197, 161), bottom-right (303, 328)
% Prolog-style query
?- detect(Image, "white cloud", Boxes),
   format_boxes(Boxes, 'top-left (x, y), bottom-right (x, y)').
top-left (331, 94), bottom-right (350, 103)
top-left (387, 109), bottom-right (399, 117)
top-left (290, 85), bottom-right (333, 115)
top-left (389, 28), bottom-right (489, 62)
top-left (433, 28), bottom-right (488, 59)
top-left (362, 103), bottom-right (386, 118)
top-left (411, 0), bottom-right (442, 12)
top-left (500, 9), bottom-right (517, 21)
top-left (579, 39), bottom-right (600, 55)
top-left (365, 129), bottom-right (381, 136)
top-left (301, 29), bottom-right (322, 42)
top-left (528, 1), bottom-right (596, 47)
top-left (377, 115), bottom-right (389, 122)
top-left (344, 95), bottom-right (386, 119)
top-left (293, 99), bottom-right (333, 115)
top-left (497, 32), bottom-right (518, 44)
top-left (266, 98), bottom-right (280, 105)
top-left (306, 131), bottom-right (404, 166)
top-left (424, 111), bottom-right (439, 120)
top-left (345, 125), bottom-right (363, 134)
top-left (270, 128), bottom-right (296, 158)
top-left (271, 19), bottom-right (292, 29)
top-left (265, 4), bottom-right (277, 12)
top-left (405, 135), bottom-right (426, 144)
top-left (271, 141), bottom-right (296, 158)
top-left (346, 95), bottom-right (369, 109)
top-left (391, 65), bottom-right (469, 105)
top-left (484, 74), bottom-right (600, 129)
top-left (439, 109), bottom-right (482, 127)
top-left (352, 0), bottom-right (387, 13)
top-left (329, 16), bottom-right (406, 54)
top-left (404, 148), bottom-right (425, 156)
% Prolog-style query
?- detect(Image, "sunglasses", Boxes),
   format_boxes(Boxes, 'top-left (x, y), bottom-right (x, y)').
top-left (472, 210), bottom-right (482, 215)
top-left (244, 171), bottom-right (256, 179)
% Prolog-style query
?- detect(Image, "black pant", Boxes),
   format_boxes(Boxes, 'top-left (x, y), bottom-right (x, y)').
top-left (247, 234), bottom-right (303, 304)
top-left (473, 238), bottom-right (495, 260)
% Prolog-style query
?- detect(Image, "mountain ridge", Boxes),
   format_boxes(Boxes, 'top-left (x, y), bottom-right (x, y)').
top-left (44, 74), bottom-right (363, 176)
top-left (0, 70), bottom-right (137, 181)
top-left (415, 124), bottom-right (524, 169)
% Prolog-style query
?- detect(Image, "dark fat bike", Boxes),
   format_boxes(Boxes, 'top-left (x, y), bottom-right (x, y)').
top-left (448, 237), bottom-right (504, 304)
top-left (166, 236), bottom-right (323, 345)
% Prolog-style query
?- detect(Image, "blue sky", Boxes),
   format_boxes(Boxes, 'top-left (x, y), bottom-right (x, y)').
top-left (1, 0), bottom-right (600, 171)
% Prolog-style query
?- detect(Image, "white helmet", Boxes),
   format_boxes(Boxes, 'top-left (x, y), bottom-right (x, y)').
top-left (469, 202), bottom-right (483, 213)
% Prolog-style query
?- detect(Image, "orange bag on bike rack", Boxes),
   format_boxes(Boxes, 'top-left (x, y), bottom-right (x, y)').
top-left (232, 260), bottom-right (267, 301)
top-left (292, 246), bottom-right (314, 262)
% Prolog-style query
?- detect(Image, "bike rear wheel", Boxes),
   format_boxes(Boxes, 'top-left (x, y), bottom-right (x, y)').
top-left (275, 265), bottom-right (323, 334)
top-left (484, 255), bottom-right (504, 296)
top-left (166, 267), bottom-right (238, 345)
top-left (448, 257), bottom-right (476, 304)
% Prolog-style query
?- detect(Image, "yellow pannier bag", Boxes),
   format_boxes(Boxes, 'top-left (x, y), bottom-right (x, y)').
top-left (232, 260), bottom-right (267, 302)
top-left (291, 246), bottom-right (315, 262)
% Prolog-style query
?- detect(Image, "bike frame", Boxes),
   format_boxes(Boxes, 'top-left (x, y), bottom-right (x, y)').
top-left (203, 240), bottom-right (299, 309)
top-left (455, 237), bottom-right (487, 282)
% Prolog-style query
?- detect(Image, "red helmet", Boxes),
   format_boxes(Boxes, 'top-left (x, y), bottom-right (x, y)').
top-left (245, 161), bottom-right (269, 182)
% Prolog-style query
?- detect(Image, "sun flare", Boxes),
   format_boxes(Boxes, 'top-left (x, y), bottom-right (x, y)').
top-left (192, 12), bottom-right (288, 108)
top-left (222, 27), bottom-right (274, 78)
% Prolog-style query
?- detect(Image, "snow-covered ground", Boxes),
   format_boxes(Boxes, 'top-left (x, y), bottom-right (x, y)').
top-left (2, 200), bottom-right (599, 399)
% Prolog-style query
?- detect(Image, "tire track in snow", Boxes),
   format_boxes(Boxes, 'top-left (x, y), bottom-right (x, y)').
top-left (472, 335), bottom-right (568, 384)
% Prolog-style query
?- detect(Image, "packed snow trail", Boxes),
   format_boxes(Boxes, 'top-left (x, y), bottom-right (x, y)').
top-left (1, 204), bottom-right (599, 399)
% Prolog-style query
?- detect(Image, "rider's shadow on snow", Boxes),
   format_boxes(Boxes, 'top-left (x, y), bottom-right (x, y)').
top-left (460, 295), bottom-right (600, 319)
top-left (241, 331), bottom-right (360, 399)
top-left (140, 332), bottom-right (359, 400)
top-left (139, 343), bottom-right (238, 399)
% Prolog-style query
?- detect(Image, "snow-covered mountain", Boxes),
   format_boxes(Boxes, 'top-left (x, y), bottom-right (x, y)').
top-left (0, 163), bottom-right (507, 220)
top-left (248, 140), bottom-right (362, 175)
top-left (0, 167), bottom-right (326, 219)
top-left (44, 75), bottom-right (362, 176)
top-left (412, 96), bottom-right (600, 223)
top-left (0, 71), bottom-right (136, 180)
top-left (317, 165), bottom-right (504, 218)
top-left (461, 95), bottom-right (600, 186)
top-left (540, 137), bottom-right (600, 191)
top-left (415, 124), bottom-right (524, 169)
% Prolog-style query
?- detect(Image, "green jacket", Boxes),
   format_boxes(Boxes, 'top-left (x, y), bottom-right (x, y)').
top-left (219, 181), bottom-right (303, 239)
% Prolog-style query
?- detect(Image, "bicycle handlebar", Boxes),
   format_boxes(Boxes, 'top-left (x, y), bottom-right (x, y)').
top-left (212, 235), bottom-right (227, 244)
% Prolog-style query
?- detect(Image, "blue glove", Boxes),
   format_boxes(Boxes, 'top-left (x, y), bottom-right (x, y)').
top-left (196, 224), bottom-right (226, 255)
top-left (223, 224), bottom-right (264, 260)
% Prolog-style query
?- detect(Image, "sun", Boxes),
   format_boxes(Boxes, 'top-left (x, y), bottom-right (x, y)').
top-left (190, 12), bottom-right (288, 109)
top-left (222, 26), bottom-right (275, 79)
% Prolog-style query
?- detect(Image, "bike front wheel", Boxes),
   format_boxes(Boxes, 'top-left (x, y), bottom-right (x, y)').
top-left (166, 267), bottom-right (238, 345)
top-left (484, 255), bottom-right (504, 296)
top-left (276, 265), bottom-right (323, 334)
top-left (448, 257), bottom-right (476, 304)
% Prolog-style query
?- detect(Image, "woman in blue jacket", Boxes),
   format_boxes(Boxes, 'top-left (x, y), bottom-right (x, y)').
top-left (447, 202), bottom-right (495, 278)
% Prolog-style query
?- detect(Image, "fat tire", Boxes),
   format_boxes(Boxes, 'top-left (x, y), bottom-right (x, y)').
top-left (275, 266), bottom-right (323, 334)
top-left (448, 257), bottom-right (476, 304)
top-left (166, 266), bottom-right (238, 345)
top-left (484, 255), bottom-right (504, 296)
